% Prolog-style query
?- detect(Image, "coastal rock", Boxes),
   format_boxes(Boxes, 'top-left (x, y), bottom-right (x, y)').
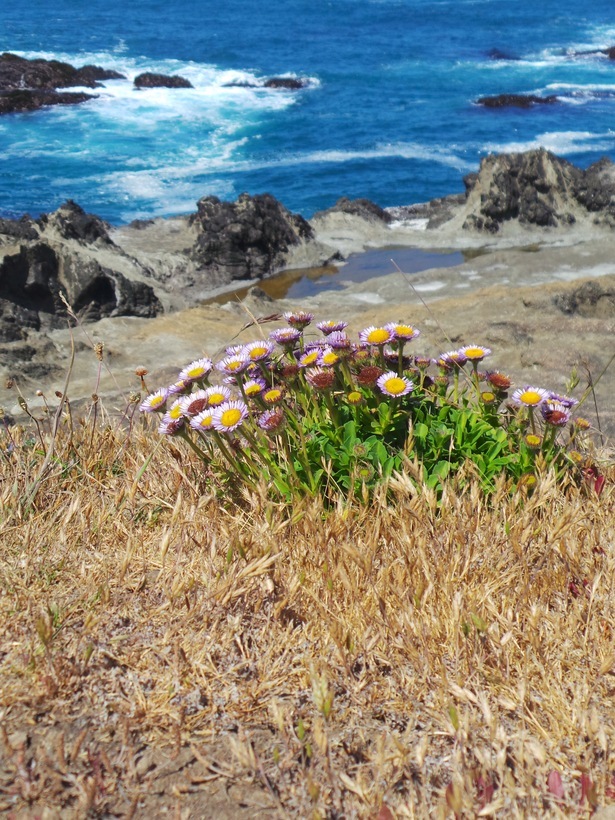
top-left (38, 200), bottom-right (113, 245)
top-left (314, 197), bottom-right (392, 223)
top-left (0, 89), bottom-right (95, 115)
top-left (134, 72), bottom-right (193, 89)
top-left (0, 52), bottom-right (125, 91)
top-left (553, 280), bottom-right (615, 318)
top-left (462, 149), bottom-right (580, 231)
top-left (223, 76), bottom-right (308, 90)
top-left (475, 93), bottom-right (558, 108)
top-left (486, 49), bottom-right (521, 61)
top-left (0, 215), bottom-right (38, 244)
top-left (263, 77), bottom-right (308, 90)
top-left (460, 149), bottom-right (615, 232)
top-left (188, 193), bottom-right (313, 282)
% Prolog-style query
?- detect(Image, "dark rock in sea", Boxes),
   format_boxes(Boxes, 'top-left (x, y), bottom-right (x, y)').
top-left (476, 93), bottom-right (559, 108)
top-left (461, 149), bottom-right (615, 232)
top-left (486, 49), bottom-right (521, 61)
top-left (134, 72), bottom-right (193, 89)
top-left (0, 52), bottom-right (124, 90)
top-left (38, 200), bottom-right (113, 245)
top-left (222, 76), bottom-right (308, 90)
top-left (553, 280), bottom-right (615, 318)
top-left (0, 89), bottom-right (96, 115)
top-left (263, 77), bottom-right (308, 90)
top-left (188, 193), bottom-right (313, 281)
top-left (314, 197), bottom-right (392, 223)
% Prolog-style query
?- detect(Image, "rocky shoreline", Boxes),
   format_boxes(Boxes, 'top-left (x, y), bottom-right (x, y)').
top-left (1, 148), bottom-right (615, 437)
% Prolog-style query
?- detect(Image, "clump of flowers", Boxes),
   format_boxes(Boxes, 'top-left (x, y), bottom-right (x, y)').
top-left (140, 317), bottom-right (597, 501)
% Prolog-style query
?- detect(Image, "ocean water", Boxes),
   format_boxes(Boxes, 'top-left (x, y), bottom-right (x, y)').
top-left (2, 0), bottom-right (615, 224)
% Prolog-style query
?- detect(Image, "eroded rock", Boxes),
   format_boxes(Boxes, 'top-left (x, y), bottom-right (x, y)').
top-left (134, 72), bottom-right (193, 89)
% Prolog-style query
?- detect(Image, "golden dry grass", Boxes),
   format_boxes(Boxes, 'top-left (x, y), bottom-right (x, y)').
top-left (0, 408), bottom-right (614, 818)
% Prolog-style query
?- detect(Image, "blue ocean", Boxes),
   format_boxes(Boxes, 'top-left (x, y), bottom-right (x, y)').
top-left (2, 0), bottom-right (615, 224)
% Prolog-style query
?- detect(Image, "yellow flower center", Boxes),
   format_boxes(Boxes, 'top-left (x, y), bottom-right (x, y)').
top-left (347, 391), bottom-right (362, 404)
top-left (220, 408), bottom-right (242, 428)
top-left (227, 360), bottom-right (243, 371)
top-left (187, 366), bottom-right (205, 378)
top-left (384, 377), bottom-right (407, 395)
top-left (395, 325), bottom-right (414, 336)
top-left (151, 395), bottom-right (165, 408)
top-left (245, 384), bottom-right (262, 396)
top-left (264, 389), bottom-right (282, 403)
top-left (208, 392), bottom-right (226, 406)
top-left (481, 392), bottom-right (496, 403)
top-left (367, 328), bottom-right (390, 344)
top-left (302, 351), bottom-right (319, 365)
top-left (199, 414), bottom-right (213, 428)
top-left (322, 351), bottom-right (339, 365)
top-left (520, 390), bottom-right (542, 406)
top-left (464, 347), bottom-right (485, 359)
top-left (169, 404), bottom-right (182, 419)
top-left (249, 346), bottom-right (268, 360)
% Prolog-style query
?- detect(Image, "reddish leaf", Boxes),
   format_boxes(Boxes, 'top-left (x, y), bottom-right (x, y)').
top-left (579, 772), bottom-right (594, 806)
top-left (594, 474), bottom-right (606, 497)
top-left (547, 770), bottom-right (565, 802)
top-left (377, 806), bottom-right (395, 820)
top-left (476, 775), bottom-right (495, 809)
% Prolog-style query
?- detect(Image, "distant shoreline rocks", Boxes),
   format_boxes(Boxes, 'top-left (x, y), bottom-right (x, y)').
top-left (476, 93), bottom-right (559, 109)
top-left (133, 72), bottom-right (193, 89)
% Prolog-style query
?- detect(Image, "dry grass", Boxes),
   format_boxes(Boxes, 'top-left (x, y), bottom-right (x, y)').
top-left (0, 405), bottom-right (614, 819)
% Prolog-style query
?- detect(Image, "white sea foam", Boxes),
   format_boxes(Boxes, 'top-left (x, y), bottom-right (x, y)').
top-left (483, 130), bottom-right (615, 156)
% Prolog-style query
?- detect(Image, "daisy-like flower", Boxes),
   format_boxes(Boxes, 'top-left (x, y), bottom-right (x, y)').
top-left (414, 355), bottom-right (433, 369)
top-left (298, 349), bottom-right (321, 368)
top-left (459, 344), bottom-right (491, 362)
top-left (480, 391), bottom-right (497, 405)
top-left (263, 387), bottom-right (284, 405)
top-left (525, 433), bottom-right (542, 450)
top-left (438, 350), bottom-right (467, 368)
top-left (283, 310), bottom-right (314, 329)
top-left (179, 389), bottom-right (210, 417)
top-left (212, 400), bottom-right (249, 434)
top-left (167, 378), bottom-right (192, 396)
top-left (216, 354), bottom-right (250, 375)
top-left (225, 344), bottom-right (245, 356)
top-left (359, 326), bottom-right (394, 346)
top-left (269, 327), bottom-right (302, 346)
top-left (575, 417), bottom-right (591, 430)
top-left (257, 408), bottom-right (286, 433)
top-left (385, 322), bottom-right (421, 342)
top-left (190, 409), bottom-right (215, 432)
top-left (346, 391), bottom-right (364, 405)
top-left (320, 347), bottom-right (340, 367)
top-left (327, 331), bottom-right (353, 351)
top-left (511, 386), bottom-right (550, 407)
top-left (305, 367), bottom-right (336, 390)
top-left (547, 392), bottom-right (579, 409)
top-left (243, 340), bottom-right (276, 362)
top-left (486, 371), bottom-right (511, 391)
top-left (166, 399), bottom-right (184, 421)
top-left (243, 378), bottom-right (267, 398)
top-left (179, 357), bottom-right (213, 383)
top-left (376, 371), bottom-right (414, 397)
top-left (139, 388), bottom-right (168, 413)
top-left (317, 320), bottom-right (348, 336)
top-left (158, 416), bottom-right (184, 436)
top-left (280, 364), bottom-right (300, 380)
top-left (542, 400), bottom-right (572, 427)
top-left (203, 385), bottom-right (232, 407)
top-left (356, 365), bottom-right (384, 386)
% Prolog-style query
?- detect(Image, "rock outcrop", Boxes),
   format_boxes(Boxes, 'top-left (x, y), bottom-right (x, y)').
top-left (134, 72), bottom-right (193, 89)
top-left (0, 52), bottom-right (125, 115)
top-left (0, 202), bottom-right (161, 335)
top-left (223, 76), bottom-right (309, 90)
top-left (476, 93), bottom-right (558, 108)
top-left (188, 193), bottom-right (314, 282)
top-left (460, 149), bottom-right (615, 232)
top-left (314, 197), bottom-right (392, 223)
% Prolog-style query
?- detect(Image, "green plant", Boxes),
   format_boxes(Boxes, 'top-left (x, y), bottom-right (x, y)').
top-left (140, 314), bottom-right (593, 502)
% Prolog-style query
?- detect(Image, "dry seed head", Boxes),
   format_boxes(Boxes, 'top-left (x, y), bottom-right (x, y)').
top-left (135, 366), bottom-right (148, 378)
top-left (94, 342), bottom-right (104, 361)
